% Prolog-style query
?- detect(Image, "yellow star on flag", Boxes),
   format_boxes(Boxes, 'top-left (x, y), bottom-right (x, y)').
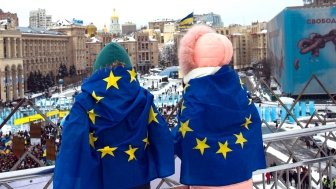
top-left (193, 137), bottom-right (210, 155)
top-left (248, 98), bottom-right (252, 105)
top-left (239, 78), bottom-right (244, 88)
top-left (92, 91), bottom-right (104, 103)
top-left (103, 71), bottom-right (121, 90)
top-left (241, 114), bottom-right (252, 130)
top-left (127, 68), bottom-right (137, 83)
top-left (234, 132), bottom-right (247, 149)
top-left (181, 101), bottom-right (186, 114)
top-left (97, 146), bottom-right (117, 158)
top-left (125, 145), bottom-right (138, 162)
top-left (89, 132), bottom-right (98, 148)
top-left (142, 134), bottom-right (150, 149)
top-left (183, 83), bottom-right (190, 93)
top-left (88, 109), bottom-right (98, 124)
top-left (216, 141), bottom-right (232, 159)
top-left (148, 106), bottom-right (159, 124)
top-left (179, 120), bottom-right (193, 138)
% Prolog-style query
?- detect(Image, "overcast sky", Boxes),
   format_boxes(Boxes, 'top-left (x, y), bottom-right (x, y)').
top-left (2, 0), bottom-right (303, 29)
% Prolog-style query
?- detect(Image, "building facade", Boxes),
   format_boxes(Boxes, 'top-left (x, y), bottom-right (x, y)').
top-left (194, 12), bottom-right (223, 27)
top-left (117, 37), bottom-right (137, 69)
top-left (20, 27), bottom-right (70, 91)
top-left (51, 26), bottom-right (87, 74)
top-left (214, 23), bottom-right (267, 70)
top-left (0, 9), bottom-right (19, 29)
top-left (250, 22), bottom-right (267, 64)
top-left (0, 29), bottom-right (24, 102)
top-left (118, 31), bottom-right (159, 73)
top-left (29, 8), bottom-right (52, 29)
top-left (96, 31), bottom-right (113, 46)
top-left (148, 19), bottom-right (174, 33)
top-left (121, 22), bottom-right (136, 35)
top-left (110, 9), bottom-right (121, 36)
top-left (85, 37), bottom-right (103, 73)
top-left (163, 23), bottom-right (177, 43)
top-left (304, 0), bottom-right (336, 5)
top-left (135, 31), bottom-right (159, 73)
top-left (230, 33), bottom-right (251, 70)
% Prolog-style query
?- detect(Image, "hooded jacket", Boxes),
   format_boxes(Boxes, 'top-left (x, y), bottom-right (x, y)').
top-left (54, 66), bottom-right (174, 189)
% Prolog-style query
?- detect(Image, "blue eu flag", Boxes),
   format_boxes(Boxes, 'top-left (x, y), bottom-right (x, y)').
top-left (174, 66), bottom-right (266, 186)
top-left (54, 66), bottom-right (174, 189)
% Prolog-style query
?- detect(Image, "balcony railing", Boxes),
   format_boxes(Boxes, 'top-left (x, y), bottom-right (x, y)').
top-left (1, 125), bottom-right (336, 189)
top-left (1, 74), bottom-right (336, 188)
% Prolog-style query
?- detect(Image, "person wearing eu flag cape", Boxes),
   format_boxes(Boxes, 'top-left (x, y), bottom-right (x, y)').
top-left (53, 42), bottom-right (174, 189)
top-left (174, 24), bottom-right (266, 188)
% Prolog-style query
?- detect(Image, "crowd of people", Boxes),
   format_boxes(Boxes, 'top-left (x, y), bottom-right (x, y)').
top-left (0, 122), bottom-right (61, 173)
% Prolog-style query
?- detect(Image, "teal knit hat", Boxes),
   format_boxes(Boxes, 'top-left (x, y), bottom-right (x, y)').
top-left (93, 42), bottom-right (132, 72)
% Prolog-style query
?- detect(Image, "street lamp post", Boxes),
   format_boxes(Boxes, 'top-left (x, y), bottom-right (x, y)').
top-left (58, 79), bottom-right (64, 94)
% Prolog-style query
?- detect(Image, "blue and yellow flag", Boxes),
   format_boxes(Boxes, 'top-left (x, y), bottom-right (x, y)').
top-left (179, 12), bottom-right (194, 29)
top-left (54, 66), bottom-right (174, 189)
top-left (174, 66), bottom-right (266, 186)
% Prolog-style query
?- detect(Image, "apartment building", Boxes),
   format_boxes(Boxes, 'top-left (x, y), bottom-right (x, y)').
top-left (122, 22), bottom-right (136, 35)
top-left (215, 23), bottom-right (267, 70)
top-left (194, 12), bottom-right (223, 27)
top-left (148, 19), bottom-right (175, 33)
top-left (136, 31), bottom-right (159, 73)
top-left (230, 33), bottom-right (251, 70)
top-left (250, 22), bottom-right (267, 64)
top-left (118, 31), bottom-right (159, 73)
top-left (163, 22), bottom-right (177, 43)
top-left (29, 8), bottom-right (52, 29)
top-left (0, 9), bottom-right (19, 29)
top-left (116, 37), bottom-right (137, 69)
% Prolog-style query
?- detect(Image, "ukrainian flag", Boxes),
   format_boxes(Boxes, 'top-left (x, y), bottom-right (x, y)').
top-left (179, 12), bottom-right (194, 29)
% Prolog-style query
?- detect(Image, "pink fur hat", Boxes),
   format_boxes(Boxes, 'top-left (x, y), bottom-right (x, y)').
top-left (178, 24), bottom-right (233, 76)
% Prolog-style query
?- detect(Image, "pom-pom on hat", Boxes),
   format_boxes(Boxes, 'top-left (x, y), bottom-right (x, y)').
top-left (178, 24), bottom-right (233, 76)
top-left (93, 42), bottom-right (132, 72)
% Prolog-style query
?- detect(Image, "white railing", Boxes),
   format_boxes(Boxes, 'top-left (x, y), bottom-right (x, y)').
top-left (1, 125), bottom-right (336, 189)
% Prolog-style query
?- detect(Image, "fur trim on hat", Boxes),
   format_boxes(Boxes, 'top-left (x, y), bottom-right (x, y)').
top-left (178, 24), bottom-right (233, 76)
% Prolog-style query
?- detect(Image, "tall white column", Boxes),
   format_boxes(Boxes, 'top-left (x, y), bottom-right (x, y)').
top-left (0, 38), bottom-right (4, 59)
top-left (19, 38), bottom-right (23, 58)
top-left (0, 71), bottom-right (5, 102)
top-left (12, 67), bottom-right (18, 100)
top-left (13, 38), bottom-right (17, 58)
top-left (6, 37), bottom-right (11, 58)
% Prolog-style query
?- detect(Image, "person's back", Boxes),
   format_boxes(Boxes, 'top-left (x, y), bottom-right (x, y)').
top-left (53, 43), bottom-right (174, 189)
top-left (174, 24), bottom-right (266, 188)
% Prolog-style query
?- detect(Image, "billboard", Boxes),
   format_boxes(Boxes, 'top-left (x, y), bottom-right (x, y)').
top-left (267, 6), bottom-right (336, 95)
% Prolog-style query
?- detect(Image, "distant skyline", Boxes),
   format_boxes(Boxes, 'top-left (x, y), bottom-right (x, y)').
top-left (2, 0), bottom-right (303, 29)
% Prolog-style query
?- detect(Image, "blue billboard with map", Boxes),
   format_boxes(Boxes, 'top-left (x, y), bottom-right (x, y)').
top-left (267, 6), bottom-right (336, 95)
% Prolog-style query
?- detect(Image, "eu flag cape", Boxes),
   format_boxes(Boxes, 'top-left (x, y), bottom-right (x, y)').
top-left (54, 66), bottom-right (174, 189)
top-left (174, 66), bottom-right (266, 186)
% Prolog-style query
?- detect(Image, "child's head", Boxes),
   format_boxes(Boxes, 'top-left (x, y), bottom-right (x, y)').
top-left (93, 42), bottom-right (132, 72)
top-left (178, 24), bottom-right (233, 76)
